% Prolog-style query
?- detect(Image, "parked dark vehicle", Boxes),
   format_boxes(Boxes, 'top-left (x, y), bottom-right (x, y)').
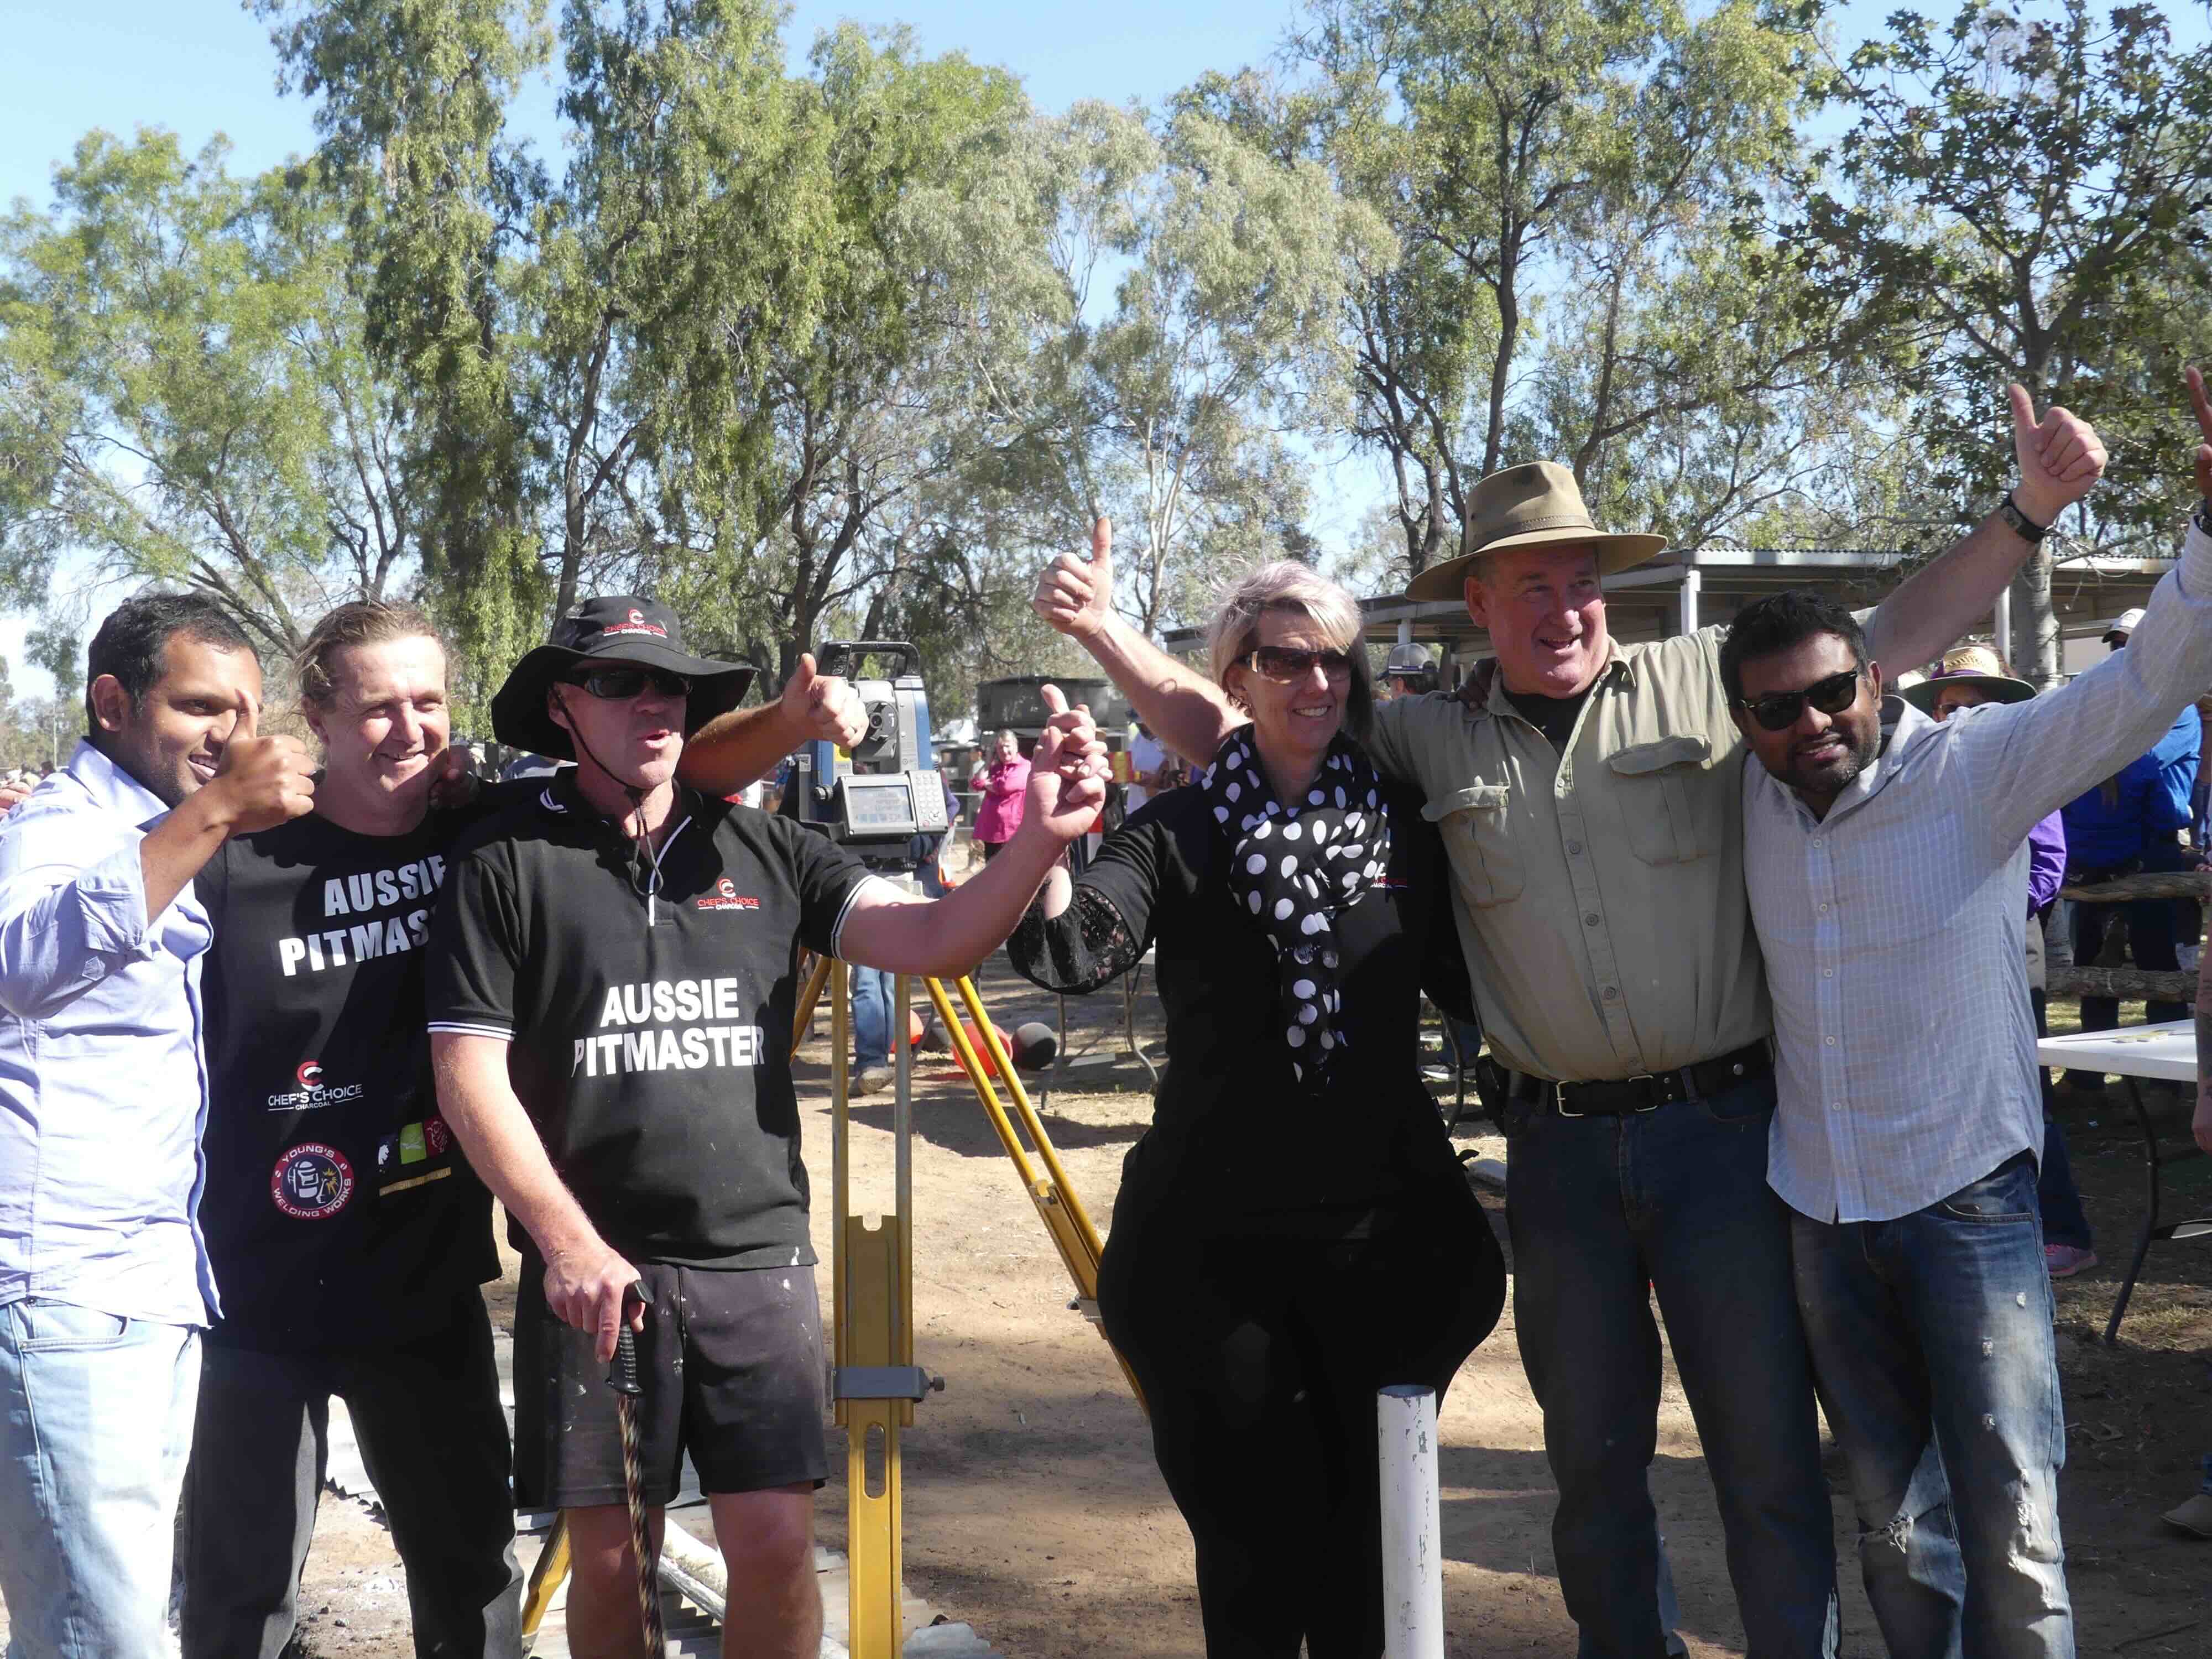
top-left (977, 675), bottom-right (1134, 736)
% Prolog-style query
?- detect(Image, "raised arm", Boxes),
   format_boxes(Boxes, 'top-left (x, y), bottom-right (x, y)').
top-left (1034, 518), bottom-right (1245, 768)
top-left (1864, 384), bottom-right (2106, 673)
top-left (430, 1032), bottom-right (641, 1363)
top-left (1957, 369), bottom-right (2212, 852)
top-left (676, 653), bottom-right (867, 795)
top-left (839, 688), bottom-right (1107, 975)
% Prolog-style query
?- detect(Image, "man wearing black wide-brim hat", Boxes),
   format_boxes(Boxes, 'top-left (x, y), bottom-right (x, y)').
top-left (1034, 384), bottom-right (2109, 1657)
top-left (424, 596), bottom-right (1110, 1655)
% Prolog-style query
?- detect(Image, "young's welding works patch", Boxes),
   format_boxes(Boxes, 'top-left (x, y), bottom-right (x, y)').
top-left (271, 1142), bottom-right (355, 1219)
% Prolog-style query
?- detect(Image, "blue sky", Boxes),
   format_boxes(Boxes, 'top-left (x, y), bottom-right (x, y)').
top-left (4, 0), bottom-right (2192, 692)
top-left (0, 0), bottom-right (1323, 694)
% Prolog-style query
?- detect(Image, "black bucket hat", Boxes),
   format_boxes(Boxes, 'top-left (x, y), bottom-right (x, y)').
top-left (490, 596), bottom-right (758, 761)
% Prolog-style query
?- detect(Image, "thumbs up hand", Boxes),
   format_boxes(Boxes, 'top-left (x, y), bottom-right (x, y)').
top-left (2010, 382), bottom-right (2105, 528)
top-left (1022, 684), bottom-right (1109, 845)
top-left (781, 653), bottom-right (868, 749)
top-left (1032, 518), bottom-right (1117, 644)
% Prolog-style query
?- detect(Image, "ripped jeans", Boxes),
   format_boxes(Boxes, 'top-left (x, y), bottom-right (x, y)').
top-left (1791, 1154), bottom-right (2073, 1659)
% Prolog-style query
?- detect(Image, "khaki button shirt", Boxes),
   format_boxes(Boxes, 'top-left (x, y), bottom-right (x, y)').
top-left (1369, 627), bottom-right (1770, 1083)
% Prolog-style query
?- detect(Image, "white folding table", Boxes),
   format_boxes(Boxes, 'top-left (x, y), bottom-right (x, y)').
top-left (2034, 1020), bottom-right (2211, 1342)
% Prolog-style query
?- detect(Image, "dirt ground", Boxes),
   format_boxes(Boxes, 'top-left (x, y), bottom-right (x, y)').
top-left (2, 980), bottom-right (2204, 1657)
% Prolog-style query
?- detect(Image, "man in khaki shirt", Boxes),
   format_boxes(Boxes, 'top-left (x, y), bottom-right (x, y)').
top-left (1034, 384), bottom-right (2105, 1658)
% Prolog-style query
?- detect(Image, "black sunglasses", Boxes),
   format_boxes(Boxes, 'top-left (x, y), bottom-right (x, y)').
top-left (1246, 645), bottom-right (1357, 684)
top-left (565, 665), bottom-right (693, 702)
top-left (1739, 666), bottom-right (1862, 732)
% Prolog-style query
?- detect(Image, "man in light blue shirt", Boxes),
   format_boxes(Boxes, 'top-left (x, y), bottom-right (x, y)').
top-left (0, 594), bottom-right (314, 1659)
top-left (1725, 373), bottom-right (2212, 1659)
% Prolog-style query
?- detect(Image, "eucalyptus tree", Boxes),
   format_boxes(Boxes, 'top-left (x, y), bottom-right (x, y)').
top-left (1791, 0), bottom-right (2212, 681)
top-left (0, 131), bottom-right (417, 654)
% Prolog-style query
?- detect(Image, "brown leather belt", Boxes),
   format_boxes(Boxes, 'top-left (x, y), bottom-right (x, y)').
top-left (1503, 1041), bottom-right (1773, 1118)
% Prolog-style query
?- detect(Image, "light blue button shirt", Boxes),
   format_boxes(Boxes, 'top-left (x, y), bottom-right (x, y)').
top-left (1747, 519), bottom-right (2212, 1224)
top-left (0, 740), bottom-right (217, 1325)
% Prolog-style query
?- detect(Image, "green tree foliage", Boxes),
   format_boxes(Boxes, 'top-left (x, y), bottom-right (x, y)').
top-left (1791, 0), bottom-right (2212, 680)
top-left (0, 133), bottom-right (418, 653)
top-left (943, 99), bottom-right (1387, 639)
top-left (1265, 0), bottom-right (1869, 583)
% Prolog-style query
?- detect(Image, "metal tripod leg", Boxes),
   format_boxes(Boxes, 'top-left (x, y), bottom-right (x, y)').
top-left (923, 974), bottom-right (1144, 1407)
top-left (832, 962), bottom-right (935, 1658)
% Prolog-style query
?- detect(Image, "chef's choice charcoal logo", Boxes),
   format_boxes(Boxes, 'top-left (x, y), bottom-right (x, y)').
top-left (270, 1142), bottom-right (354, 1219)
top-left (696, 877), bottom-right (761, 912)
top-left (265, 1060), bottom-right (367, 1111)
top-left (602, 607), bottom-right (669, 639)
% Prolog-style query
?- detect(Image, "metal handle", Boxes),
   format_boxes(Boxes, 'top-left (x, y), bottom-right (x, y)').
top-left (607, 1292), bottom-right (644, 1395)
top-left (815, 639), bottom-right (920, 680)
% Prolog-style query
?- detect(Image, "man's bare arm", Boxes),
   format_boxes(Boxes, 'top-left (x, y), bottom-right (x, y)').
top-left (430, 1032), bottom-right (641, 1361)
top-left (1033, 518), bottom-right (1245, 768)
top-left (1865, 385), bottom-right (2105, 672)
top-left (675, 653), bottom-right (868, 794)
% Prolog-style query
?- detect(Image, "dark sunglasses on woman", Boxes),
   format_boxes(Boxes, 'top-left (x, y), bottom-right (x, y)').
top-left (1738, 665), bottom-right (1863, 732)
top-left (565, 665), bottom-right (694, 701)
top-left (1246, 645), bottom-right (1357, 684)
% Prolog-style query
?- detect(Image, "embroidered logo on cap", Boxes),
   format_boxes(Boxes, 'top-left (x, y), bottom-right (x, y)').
top-left (601, 607), bottom-right (670, 640)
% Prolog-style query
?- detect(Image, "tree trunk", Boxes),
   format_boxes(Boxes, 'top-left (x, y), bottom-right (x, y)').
top-left (2008, 547), bottom-right (2060, 690)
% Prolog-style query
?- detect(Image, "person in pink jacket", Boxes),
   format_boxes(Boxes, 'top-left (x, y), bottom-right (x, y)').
top-left (972, 729), bottom-right (1030, 861)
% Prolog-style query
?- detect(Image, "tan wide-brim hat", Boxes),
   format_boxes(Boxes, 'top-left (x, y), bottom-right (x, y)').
top-left (1404, 461), bottom-right (1667, 603)
top-left (1897, 643), bottom-right (2036, 715)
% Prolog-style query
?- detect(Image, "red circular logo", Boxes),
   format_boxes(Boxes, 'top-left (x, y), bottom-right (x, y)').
top-left (270, 1143), bottom-right (354, 1219)
top-left (295, 1059), bottom-right (323, 1088)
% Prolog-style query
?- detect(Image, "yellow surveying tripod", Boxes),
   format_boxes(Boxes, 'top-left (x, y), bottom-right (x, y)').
top-left (518, 953), bottom-right (1137, 1653)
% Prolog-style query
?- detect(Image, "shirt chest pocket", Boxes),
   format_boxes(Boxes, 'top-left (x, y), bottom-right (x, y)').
top-left (1606, 736), bottom-right (1724, 866)
top-left (1425, 782), bottom-right (1522, 908)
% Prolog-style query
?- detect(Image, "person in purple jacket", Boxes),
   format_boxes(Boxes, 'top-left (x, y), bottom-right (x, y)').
top-left (1906, 647), bottom-right (2097, 1276)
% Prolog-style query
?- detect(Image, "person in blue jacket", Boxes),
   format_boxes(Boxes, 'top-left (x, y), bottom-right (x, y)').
top-left (2059, 608), bottom-right (2203, 1092)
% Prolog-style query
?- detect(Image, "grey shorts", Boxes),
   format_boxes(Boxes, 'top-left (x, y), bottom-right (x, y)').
top-left (513, 1258), bottom-right (827, 1510)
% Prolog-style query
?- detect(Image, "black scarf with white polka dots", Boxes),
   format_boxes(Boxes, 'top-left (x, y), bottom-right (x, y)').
top-left (1201, 727), bottom-right (1392, 1087)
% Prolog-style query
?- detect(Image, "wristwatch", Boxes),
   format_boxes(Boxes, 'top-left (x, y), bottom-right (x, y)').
top-left (1996, 492), bottom-right (2048, 544)
top-left (2195, 499), bottom-right (2212, 538)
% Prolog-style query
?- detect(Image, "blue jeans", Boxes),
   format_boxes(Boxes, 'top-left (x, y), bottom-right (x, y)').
top-left (852, 967), bottom-right (894, 1071)
top-left (0, 1299), bottom-right (201, 1659)
top-left (1506, 1077), bottom-right (1838, 1658)
top-left (1791, 1154), bottom-right (2074, 1659)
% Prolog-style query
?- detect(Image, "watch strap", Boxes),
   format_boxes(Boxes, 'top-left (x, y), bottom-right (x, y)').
top-left (1997, 492), bottom-right (2048, 544)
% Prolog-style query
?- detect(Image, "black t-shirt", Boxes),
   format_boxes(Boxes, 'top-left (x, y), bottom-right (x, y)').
top-left (1009, 778), bottom-right (1470, 1234)
top-left (424, 774), bottom-right (877, 1268)
top-left (1503, 685), bottom-right (1591, 751)
top-left (197, 800), bottom-right (509, 1350)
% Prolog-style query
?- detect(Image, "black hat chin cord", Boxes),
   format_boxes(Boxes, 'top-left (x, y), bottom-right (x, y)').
top-left (560, 690), bottom-right (670, 924)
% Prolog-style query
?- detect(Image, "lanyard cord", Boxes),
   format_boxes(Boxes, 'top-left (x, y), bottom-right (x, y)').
top-left (561, 696), bottom-right (672, 921)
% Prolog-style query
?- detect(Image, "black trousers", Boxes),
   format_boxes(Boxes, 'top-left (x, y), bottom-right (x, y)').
top-left (181, 1291), bottom-right (523, 1659)
top-left (1098, 1182), bottom-right (1504, 1658)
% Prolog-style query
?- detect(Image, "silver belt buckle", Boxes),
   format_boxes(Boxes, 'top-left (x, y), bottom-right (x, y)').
top-left (1629, 1074), bottom-right (1662, 1112)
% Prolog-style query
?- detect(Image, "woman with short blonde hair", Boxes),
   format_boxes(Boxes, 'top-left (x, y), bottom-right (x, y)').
top-left (1010, 560), bottom-right (1503, 1656)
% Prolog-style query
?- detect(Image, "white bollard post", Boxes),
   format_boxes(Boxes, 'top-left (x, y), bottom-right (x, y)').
top-left (1378, 1383), bottom-right (1445, 1659)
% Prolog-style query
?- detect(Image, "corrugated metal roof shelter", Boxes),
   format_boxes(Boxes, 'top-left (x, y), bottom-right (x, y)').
top-left (1161, 543), bottom-right (2180, 682)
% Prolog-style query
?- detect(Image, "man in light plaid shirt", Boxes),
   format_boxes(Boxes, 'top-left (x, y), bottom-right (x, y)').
top-left (1723, 374), bottom-right (2212, 1659)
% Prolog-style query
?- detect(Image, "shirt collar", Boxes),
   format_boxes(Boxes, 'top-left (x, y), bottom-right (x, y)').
top-left (65, 738), bottom-right (174, 827)
top-left (1473, 640), bottom-right (1630, 722)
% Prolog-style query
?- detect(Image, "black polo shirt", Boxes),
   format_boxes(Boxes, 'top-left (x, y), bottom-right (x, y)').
top-left (197, 800), bottom-right (509, 1350)
top-left (424, 774), bottom-right (880, 1268)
